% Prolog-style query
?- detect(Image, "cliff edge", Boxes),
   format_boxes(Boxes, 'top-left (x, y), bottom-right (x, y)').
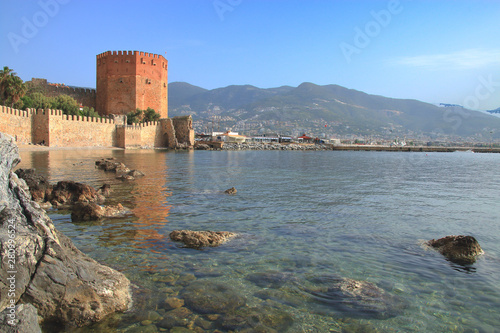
top-left (0, 132), bottom-right (132, 330)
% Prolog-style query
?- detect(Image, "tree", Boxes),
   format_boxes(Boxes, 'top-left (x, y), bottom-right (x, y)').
top-left (144, 107), bottom-right (161, 122)
top-left (7, 75), bottom-right (27, 107)
top-left (79, 106), bottom-right (100, 118)
top-left (51, 94), bottom-right (79, 115)
top-left (0, 66), bottom-right (15, 102)
top-left (127, 107), bottom-right (161, 125)
top-left (0, 66), bottom-right (27, 107)
top-left (126, 109), bottom-right (143, 124)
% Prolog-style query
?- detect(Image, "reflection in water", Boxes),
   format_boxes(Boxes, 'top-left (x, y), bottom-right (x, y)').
top-left (16, 149), bottom-right (500, 333)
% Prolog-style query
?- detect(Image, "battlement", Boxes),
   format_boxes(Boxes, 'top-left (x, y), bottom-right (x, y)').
top-left (1, 105), bottom-right (33, 117)
top-left (97, 50), bottom-right (166, 60)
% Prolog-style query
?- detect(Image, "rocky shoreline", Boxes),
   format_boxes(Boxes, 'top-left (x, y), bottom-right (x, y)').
top-left (0, 133), bottom-right (132, 331)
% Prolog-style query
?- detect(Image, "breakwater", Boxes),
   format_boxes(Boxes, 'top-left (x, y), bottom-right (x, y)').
top-left (220, 142), bottom-right (500, 153)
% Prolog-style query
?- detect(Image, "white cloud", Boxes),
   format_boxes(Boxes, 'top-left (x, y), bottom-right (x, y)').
top-left (395, 49), bottom-right (500, 70)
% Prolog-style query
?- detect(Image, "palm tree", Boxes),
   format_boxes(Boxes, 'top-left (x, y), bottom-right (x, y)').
top-left (8, 76), bottom-right (27, 107)
top-left (0, 66), bottom-right (15, 103)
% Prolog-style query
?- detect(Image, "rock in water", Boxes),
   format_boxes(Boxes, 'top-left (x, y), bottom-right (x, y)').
top-left (14, 168), bottom-right (52, 202)
top-left (301, 275), bottom-right (404, 319)
top-left (224, 187), bottom-right (237, 194)
top-left (50, 180), bottom-right (105, 206)
top-left (169, 230), bottom-right (237, 248)
top-left (71, 202), bottom-right (132, 221)
top-left (181, 280), bottom-right (246, 314)
top-left (427, 235), bottom-right (484, 264)
top-left (0, 133), bottom-right (132, 328)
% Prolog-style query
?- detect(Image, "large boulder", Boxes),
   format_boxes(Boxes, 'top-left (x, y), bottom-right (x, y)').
top-left (169, 230), bottom-right (237, 248)
top-left (427, 235), bottom-right (484, 264)
top-left (50, 180), bottom-right (105, 206)
top-left (14, 168), bottom-right (52, 202)
top-left (0, 133), bottom-right (132, 328)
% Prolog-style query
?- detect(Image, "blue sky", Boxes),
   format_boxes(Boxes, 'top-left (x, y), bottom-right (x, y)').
top-left (1, 0), bottom-right (500, 110)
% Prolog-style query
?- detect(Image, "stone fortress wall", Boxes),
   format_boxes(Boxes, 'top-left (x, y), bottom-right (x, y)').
top-left (27, 78), bottom-right (96, 109)
top-left (1, 50), bottom-right (194, 149)
top-left (0, 105), bottom-right (193, 149)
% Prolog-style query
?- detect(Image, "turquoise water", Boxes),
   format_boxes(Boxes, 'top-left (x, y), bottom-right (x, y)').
top-left (18, 149), bottom-right (500, 332)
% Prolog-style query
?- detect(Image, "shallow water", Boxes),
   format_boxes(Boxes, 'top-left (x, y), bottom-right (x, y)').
top-left (17, 149), bottom-right (500, 332)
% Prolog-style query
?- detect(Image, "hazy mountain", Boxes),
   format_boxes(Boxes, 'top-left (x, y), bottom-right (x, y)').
top-left (168, 82), bottom-right (500, 140)
top-left (487, 107), bottom-right (500, 115)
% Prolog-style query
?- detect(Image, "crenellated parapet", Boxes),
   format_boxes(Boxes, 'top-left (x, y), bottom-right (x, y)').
top-left (0, 105), bottom-right (190, 149)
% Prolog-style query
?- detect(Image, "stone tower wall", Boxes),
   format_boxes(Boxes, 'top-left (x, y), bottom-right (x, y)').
top-left (96, 51), bottom-right (168, 118)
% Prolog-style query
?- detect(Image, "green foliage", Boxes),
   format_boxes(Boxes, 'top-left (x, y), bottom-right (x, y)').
top-left (127, 109), bottom-right (144, 124)
top-left (0, 66), bottom-right (27, 107)
top-left (127, 107), bottom-right (161, 125)
top-left (52, 94), bottom-right (79, 115)
top-left (22, 92), bottom-right (52, 110)
top-left (144, 107), bottom-right (161, 122)
top-left (79, 106), bottom-right (100, 118)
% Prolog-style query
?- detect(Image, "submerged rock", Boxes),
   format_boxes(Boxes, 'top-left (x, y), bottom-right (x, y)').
top-left (301, 275), bottom-right (404, 319)
top-left (0, 133), bottom-right (132, 328)
top-left (169, 230), bottom-right (237, 248)
top-left (245, 271), bottom-right (293, 289)
top-left (71, 202), bottom-right (132, 221)
top-left (224, 187), bottom-right (237, 194)
top-left (181, 280), bottom-right (246, 314)
top-left (221, 305), bottom-right (293, 332)
top-left (427, 235), bottom-right (484, 264)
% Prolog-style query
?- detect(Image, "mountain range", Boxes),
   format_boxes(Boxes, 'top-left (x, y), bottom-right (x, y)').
top-left (168, 82), bottom-right (500, 141)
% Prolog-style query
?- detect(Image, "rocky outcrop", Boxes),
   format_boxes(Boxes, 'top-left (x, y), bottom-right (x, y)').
top-left (71, 202), bottom-right (132, 221)
top-left (169, 230), bottom-right (237, 248)
top-left (224, 187), bottom-right (237, 195)
top-left (0, 133), bottom-right (132, 329)
top-left (50, 180), bottom-right (105, 206)
top-left (427, 235), bottom-right (484, 264)
top-left (14, 170), bottom-right (107, 207)
top-left (14, 169), bottom-right (52, 202)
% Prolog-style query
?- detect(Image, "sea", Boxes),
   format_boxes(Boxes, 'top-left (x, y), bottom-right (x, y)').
top-left (17, 149), bottom-right (500, 333)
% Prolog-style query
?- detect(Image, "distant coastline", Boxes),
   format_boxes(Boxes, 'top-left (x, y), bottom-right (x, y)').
top-left (218, 142), bottom-right (500, 153)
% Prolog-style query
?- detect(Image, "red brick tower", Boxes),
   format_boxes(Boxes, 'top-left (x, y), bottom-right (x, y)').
top-left (96, 50), bottom-right (168, 118)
